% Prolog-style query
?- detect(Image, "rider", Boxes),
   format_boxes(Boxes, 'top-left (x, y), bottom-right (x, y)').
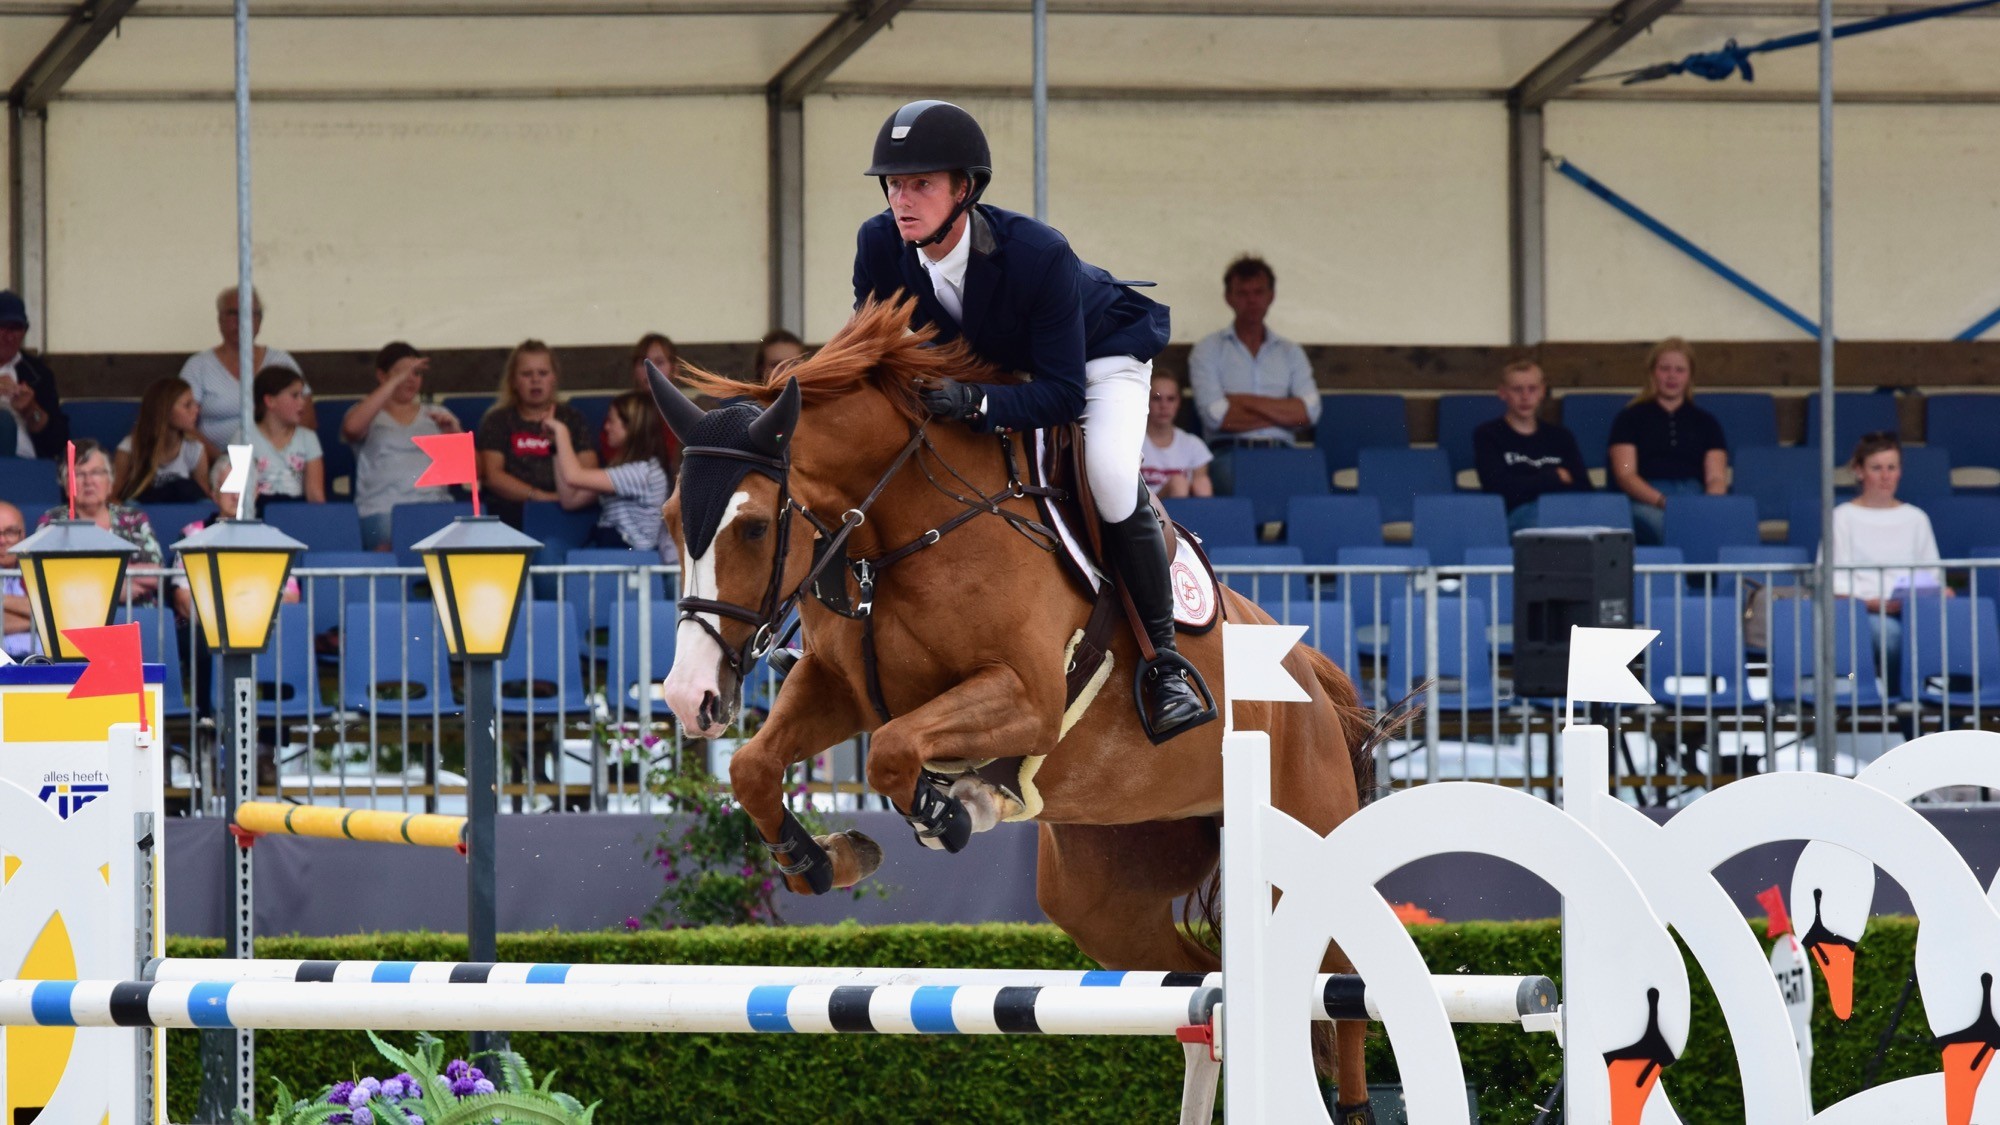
top-left (852, 99), bottom-right (1212, 741)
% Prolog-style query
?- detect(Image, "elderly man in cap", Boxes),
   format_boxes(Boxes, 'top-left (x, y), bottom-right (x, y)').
top-left (0, 292), bottom-right (69, 460)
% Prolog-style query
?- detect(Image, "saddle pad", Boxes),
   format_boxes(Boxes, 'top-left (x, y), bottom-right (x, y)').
top-left (1028, 429), bottom-right (1220, 633)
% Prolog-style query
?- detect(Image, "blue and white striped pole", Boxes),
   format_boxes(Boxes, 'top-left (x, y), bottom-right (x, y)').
top-left (144, 959), bottom-right (1554, 1027)
top-left (2, 980), bottom-right (1211, 1038)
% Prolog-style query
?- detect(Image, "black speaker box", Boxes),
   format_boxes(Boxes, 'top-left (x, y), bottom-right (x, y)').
top-left (1512, 526), bottom-right (1636, 698)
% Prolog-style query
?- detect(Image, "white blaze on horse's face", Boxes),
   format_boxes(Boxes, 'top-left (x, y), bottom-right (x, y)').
top-left (664, 490), bottom-right (753, 737)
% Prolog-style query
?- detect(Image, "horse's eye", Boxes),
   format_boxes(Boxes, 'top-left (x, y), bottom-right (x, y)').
top-left (741, 520), bottom-right (770, 542)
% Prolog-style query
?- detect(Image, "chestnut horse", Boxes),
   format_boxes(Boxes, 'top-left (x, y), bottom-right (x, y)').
top-left (652, 298), bottom-right (1381, 1106)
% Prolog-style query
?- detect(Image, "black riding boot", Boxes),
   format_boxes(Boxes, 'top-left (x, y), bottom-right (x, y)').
top-left (1099, 497), bottom-right (1216, 743)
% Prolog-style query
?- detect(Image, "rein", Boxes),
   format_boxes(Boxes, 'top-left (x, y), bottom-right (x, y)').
top-left (678, 421), bottom-right (1062, 722)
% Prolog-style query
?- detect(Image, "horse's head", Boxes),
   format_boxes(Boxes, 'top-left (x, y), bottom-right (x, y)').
top-left (650, 365), bottom-right (807, 736)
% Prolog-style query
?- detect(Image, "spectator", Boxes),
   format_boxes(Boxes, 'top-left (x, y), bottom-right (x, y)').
top-left (342, 342), bottom-right (460, 551)
top-left (619, 333), bottom-right (680, 473)
top-left (0, 501), bottom-right (36, 659)
top-left (114, 378), bottom-right (214, 505)
top-left (1473, 360), bottom-right (1590, 532)
top-left (1187, 256), bottom-right (1319, 494)
top-left (1824, 431), bottom-right (1948, 675)
top-left (755, 329), bottom-right (805, 380)
top-left (239, 367), bottom-right (325, 504)
top-left (0, 290), bottom-right (70, 459)
top-left (1141, 373), bottom-right (1213, 499)
top-left (38, 440), bottom-right (163, 605)
top-left (1607, 338), bottom-right (1727, 545)
top-left (170, 477), bottom-right (299, 623)
top-left (181, 286), bottom-right (314, 455)
top-left (476, 339), bottom-right (595, 529)
top-left (549, 391), bottom-right (674, 560)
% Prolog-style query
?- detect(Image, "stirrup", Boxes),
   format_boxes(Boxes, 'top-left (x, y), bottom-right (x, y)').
top-left (1132, 650), bottom-right (1218, 746)
top-left (1335, 1100), bottom-right (1378, 1125)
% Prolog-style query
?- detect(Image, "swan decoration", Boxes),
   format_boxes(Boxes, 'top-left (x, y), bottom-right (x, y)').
top-left (1220, 624), bottom-right (1689, 1125)
top-left (1787, 730), bottom-right (2000, 1125)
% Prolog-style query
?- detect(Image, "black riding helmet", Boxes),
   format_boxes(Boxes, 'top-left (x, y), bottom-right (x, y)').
top-left (864, 100), bottom-right (992, 249)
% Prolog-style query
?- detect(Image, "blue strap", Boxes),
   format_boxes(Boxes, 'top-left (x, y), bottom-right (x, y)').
top-left (1959, 305), bottom-right (2000, 342)
top-left (1553, 158), bottom-right (1821, 338)
top-left (1618, 0), bottom-right (2000, 84)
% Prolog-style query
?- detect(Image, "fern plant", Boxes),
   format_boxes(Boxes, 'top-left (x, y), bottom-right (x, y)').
top-left (232, 1031), bottom-right (597, 1125)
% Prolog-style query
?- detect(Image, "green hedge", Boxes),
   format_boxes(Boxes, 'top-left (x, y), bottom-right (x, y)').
top-left (162, 919), bottom-right (1933, 1124)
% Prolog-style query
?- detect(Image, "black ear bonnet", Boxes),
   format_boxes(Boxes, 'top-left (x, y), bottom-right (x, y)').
top-left (676, 404), bottom-right (772, 559)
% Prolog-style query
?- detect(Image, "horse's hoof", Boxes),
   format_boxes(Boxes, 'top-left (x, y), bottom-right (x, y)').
top-left (817, 830), bottom-right (883, 888)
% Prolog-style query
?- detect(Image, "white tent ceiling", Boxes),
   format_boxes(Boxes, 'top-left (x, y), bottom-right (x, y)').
top-left (6, 1), bottom-right (1999, 102)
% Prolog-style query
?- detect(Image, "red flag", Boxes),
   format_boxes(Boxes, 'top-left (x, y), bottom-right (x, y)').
top-left (412, 431), bottom-right (480, 517)
top-left (1755, 884), bottom-right (1792, 938)
top-left (63, 621), bottom-right (147, 733)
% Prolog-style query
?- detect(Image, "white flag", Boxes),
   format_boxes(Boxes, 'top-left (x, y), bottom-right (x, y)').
top-left (1566, 625), bottom-right (1658, 705)
top-left (219, 444), bottom-right (253, 497)
top-left (1222, 623), bottom-right (1310, 706)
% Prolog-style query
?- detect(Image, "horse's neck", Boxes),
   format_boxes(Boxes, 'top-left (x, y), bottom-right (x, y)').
top-left (793, 399), bottom-right (1008, 547)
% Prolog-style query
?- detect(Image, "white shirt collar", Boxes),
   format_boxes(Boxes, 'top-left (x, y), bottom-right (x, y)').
top-left (918, 225), bottom-right (973, 294)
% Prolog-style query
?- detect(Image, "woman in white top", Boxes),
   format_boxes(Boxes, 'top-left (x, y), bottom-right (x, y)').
top-left (180, 286), bottom-right (313, 453)
top-left (549, 391), bottom-right (674, 561)
top-left (1140, 373), bottom-right (1214, 498)
top-left (238, 366), bottom-right (325, 503)
top-left (1823, 431), bottom-right (1950, 679)
top-left (342, 342), bottom-right (460, 550)
top-left (113, 377), bottom-right (213, 505)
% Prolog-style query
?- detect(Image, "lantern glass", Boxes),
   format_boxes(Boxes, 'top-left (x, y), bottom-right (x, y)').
top-left (21, 554), bottom-right (125, 660)
top-left (427, 550), bottom-right (530, 658)
top-left (184, 549), bottom-right (294, 651)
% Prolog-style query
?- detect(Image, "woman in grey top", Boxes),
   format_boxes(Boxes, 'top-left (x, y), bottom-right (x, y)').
top-left (341, 342), bottom-right (461, 551)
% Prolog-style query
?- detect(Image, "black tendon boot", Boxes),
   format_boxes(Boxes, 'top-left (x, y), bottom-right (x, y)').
top-left (1099, 495), bottom-right (1217, 743)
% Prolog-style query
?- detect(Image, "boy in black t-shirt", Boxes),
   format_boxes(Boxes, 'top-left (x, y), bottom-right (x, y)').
top-left (1472, 360), bottom-right (1591, 532)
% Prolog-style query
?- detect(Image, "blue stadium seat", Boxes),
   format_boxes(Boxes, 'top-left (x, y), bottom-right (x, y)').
top-left (263, 502), bottom-right (364, 553)
top-left (1253, 596), bottom-right (1353, 671)
top-left (65, 400), bottom-right (139, 451)
top-left (1924, 393), bottom-right (2000, 473)
top-left (496, 601), bottom-right (589, 717)
top-left (1462, 545), bottom-right (1515, 656)
top-left (1732, 446), bottom-right (1816, 522)
top-left (1533, 492), bottom-right (1633, 532)
top-left (1662, 494), bottom-right (1759, 565)
top-left (1768, 597), bottom-right (1893, 708)
top-left (1928, 496), bottom-right (2000, 560)
top-left (1696, 393), bottom-right (1778, 450)
top-left (1895, 445), bottom-right (1952, 507)
top-left (609, 599), bottom-right (678, 707)
top-left (114, 607), bottom-right (191, 720)
top-left (339, 602), bottom-right (461, 718)
top-left (1208, 544), bottom-right (1312, 604)
top-left (1713, 544), bottom-right (1809, 597)
top-left (1632, 546), bottom-right (1685, 604)
top-left (0, 458), bottom-right (61, 508)
top-left (1434, 395), bottom-right (1504, 474)
top-left (1903, 595), bottom-right (2000, 708)
top-left (145, 502), bottom-right (220, 549)
top-left (295, 551), bottom-right (406, 638)
top-left (208, 602), bottom-right (332, 722)
top-left (567, 393), bottom-right (617, 439)
top-left (1357, 448), bottom-right (1452, 525)
top-left (312, 396), bottom-right (357, 495)
top-left (1337, 545), bottom-right (1429, 654)
top-left (1314, 394), bottom-right (1407, 479)
top-left (439, 395), bottom-right (495, 434)
top-left (1389, 595), bottom-right (1501, 711)
top-left (1558, 394), bottom-right (1627, 470)
top-left (1785, 492), bottom-right (1823, 552)
top-left (391, 501), bottom-right (476, 567)
top-left (1805, 391), bottom-right (1900, 455)
top-left (1284, 495), bottom-right (1382, 563)
top-left (1412, 493), bottom-right (1508, 567)
top-left (1164, 497), bottom-right (1257, 549)
top-left (1645, 595), bottom-right (1753, 711)
top-left (1226, 446), bottom-right (1328, 529)
top-left (559, 547), bottom-right (669, 656)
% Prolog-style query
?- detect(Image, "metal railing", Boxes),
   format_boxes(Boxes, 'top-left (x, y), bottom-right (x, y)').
top-left (23, 556), bottom-right (1995, 817)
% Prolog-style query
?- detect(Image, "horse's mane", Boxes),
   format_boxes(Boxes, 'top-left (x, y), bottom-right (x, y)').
top-left (677, 295), bottom-right (1012, 425)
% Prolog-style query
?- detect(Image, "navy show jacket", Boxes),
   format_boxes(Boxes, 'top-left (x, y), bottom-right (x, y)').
top-left (852, 203), bottom-right (1170, 434)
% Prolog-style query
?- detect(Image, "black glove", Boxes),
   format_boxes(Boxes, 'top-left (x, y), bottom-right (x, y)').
top-left (917, 377), bottom-right (985, 424)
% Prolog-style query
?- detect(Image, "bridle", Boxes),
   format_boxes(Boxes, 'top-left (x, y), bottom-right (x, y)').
top-left (674, 421), bottom-right (1060, 719)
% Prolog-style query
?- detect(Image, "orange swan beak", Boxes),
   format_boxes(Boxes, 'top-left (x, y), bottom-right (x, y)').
top-left (1606, 1056), bottom-right (1666, 1125)
top-left (1942, 1041), bottom-right (1994, 1125)
top-left (1807, 939), bottom-right (1855, 1020)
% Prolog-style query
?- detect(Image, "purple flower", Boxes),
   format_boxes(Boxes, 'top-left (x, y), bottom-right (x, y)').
top-left (352, 1109), bottom-right (374, 1125)
top-left (328, 1081), bottom-right (357, 1107)
top-left (623, 916), bottom-right (641, 931)
top-left (349, 1085), bottom-right (372, 1109)
top-left (381, 1077), bottom-right (405, 1100)
top-left (445, 1060), bottom-right (472, 1081)
top-left (472, 1078), bottom-right (496, 1095)
top-left (406, 1117), bottom-right (424, 1125)
top-left (358, 1077), bottom-right (381, 1096)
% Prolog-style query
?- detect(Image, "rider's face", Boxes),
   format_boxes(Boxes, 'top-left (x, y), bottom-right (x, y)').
top-left (885, 172), bottom-right (963, 241)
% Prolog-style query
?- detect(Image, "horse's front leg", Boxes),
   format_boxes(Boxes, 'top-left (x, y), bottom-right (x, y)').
top-left (726, 653), bottom-right (872, 895)
top-left (867, 663), bottom-right (1060, 853)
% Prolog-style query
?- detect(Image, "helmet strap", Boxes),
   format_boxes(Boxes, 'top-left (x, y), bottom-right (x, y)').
top-left (906, 176), bottom-right (988, 250)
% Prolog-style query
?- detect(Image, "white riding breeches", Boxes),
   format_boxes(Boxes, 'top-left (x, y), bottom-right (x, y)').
top-left (1080, 355), bottom-right (1153, 524)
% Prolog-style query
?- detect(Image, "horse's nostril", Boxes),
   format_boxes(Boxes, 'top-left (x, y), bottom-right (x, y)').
top-left (699, 691), bottom-right (719, 730)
